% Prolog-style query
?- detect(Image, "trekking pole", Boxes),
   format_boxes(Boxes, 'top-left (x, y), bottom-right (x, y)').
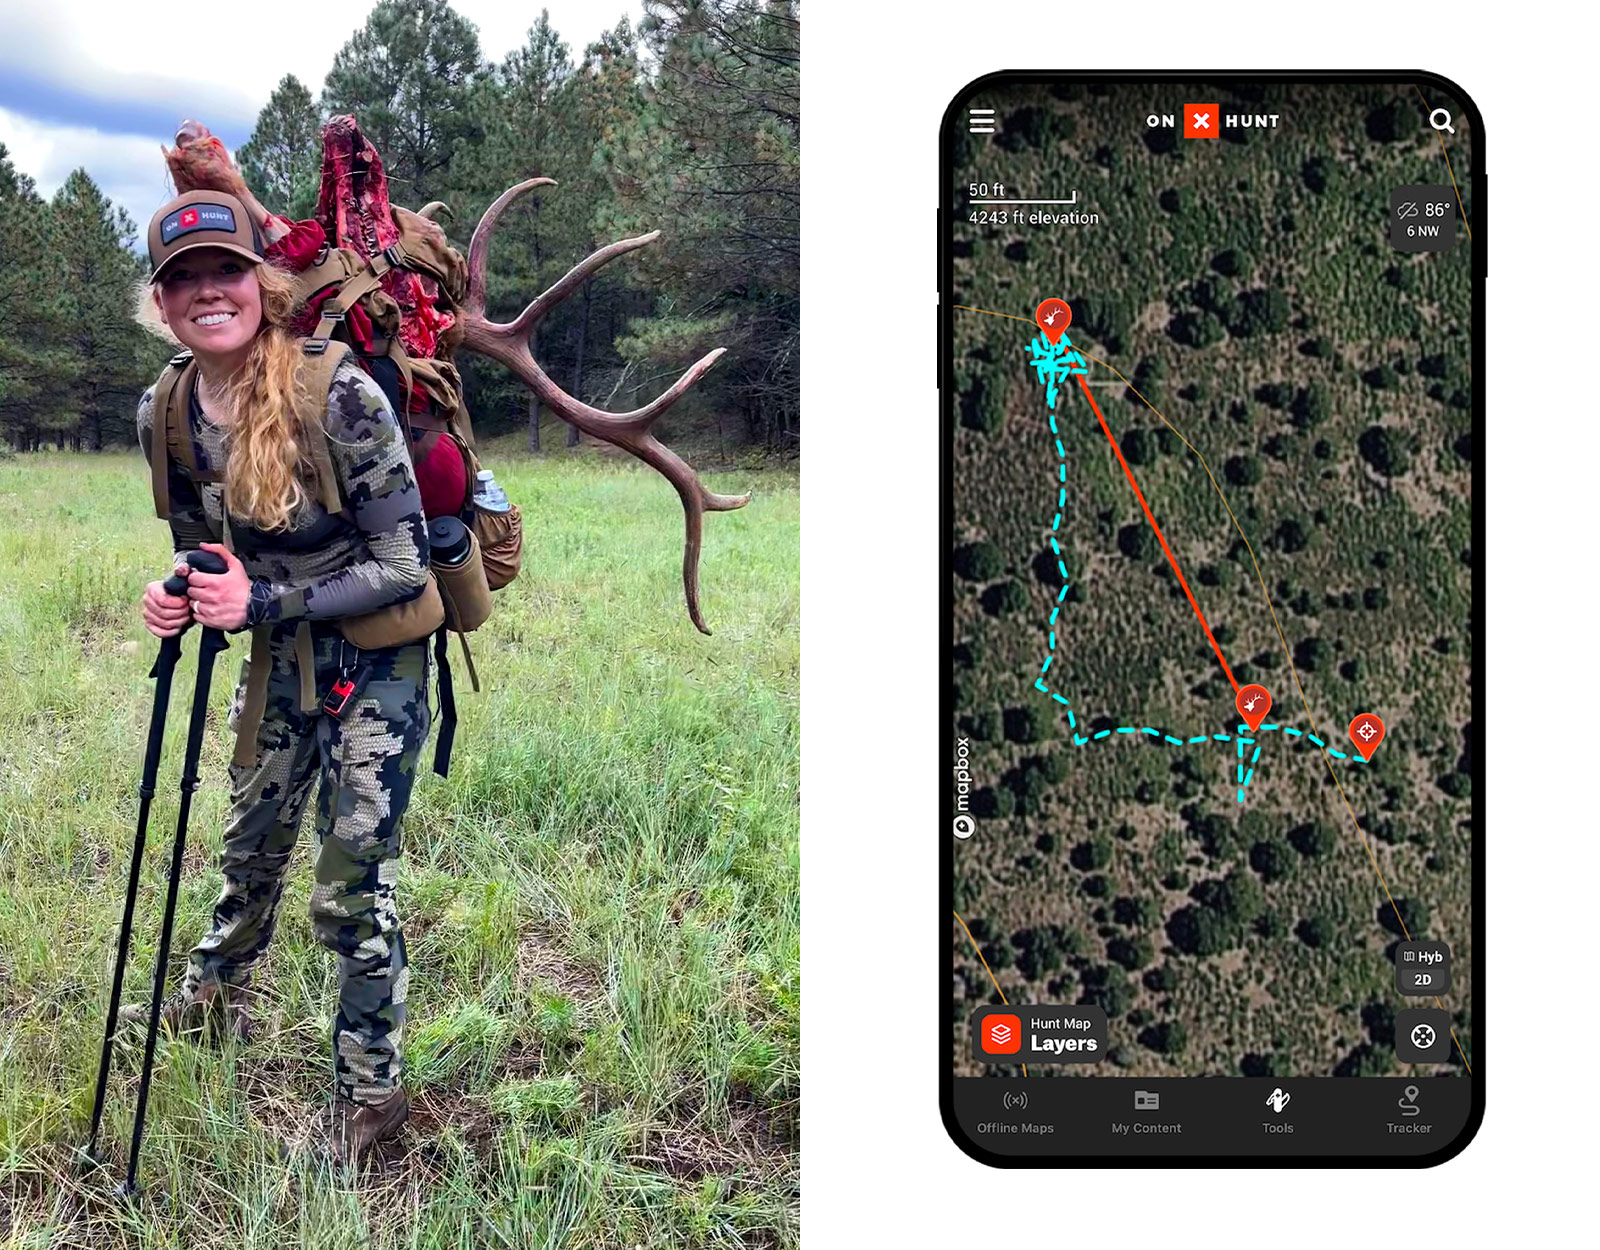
top-left (80, 555), bottom-right (220, 1172)
top-left (115, 551), bottom-right (229, 1198)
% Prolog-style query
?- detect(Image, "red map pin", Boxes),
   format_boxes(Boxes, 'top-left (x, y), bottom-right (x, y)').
top-left (1349, 712), bottom-right (1386, 761)
top-left (1035, 298), bottom-right (1072, 344)
top-left (1234, 683), bottom-right (1272, 733)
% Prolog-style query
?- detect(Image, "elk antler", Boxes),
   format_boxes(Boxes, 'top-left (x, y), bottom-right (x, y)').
top-left (461, 178), bottom-right (752, 635)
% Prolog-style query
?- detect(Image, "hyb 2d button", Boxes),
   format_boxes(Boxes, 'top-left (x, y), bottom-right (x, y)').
top-left (1395, 1008), bottom-right (1454, 1064)
top-left (1394, 940), bottom-right (1452, 996)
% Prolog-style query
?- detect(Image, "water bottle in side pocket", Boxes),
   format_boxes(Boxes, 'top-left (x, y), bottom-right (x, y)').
top-left (472, 469), bottom-right (512, 513)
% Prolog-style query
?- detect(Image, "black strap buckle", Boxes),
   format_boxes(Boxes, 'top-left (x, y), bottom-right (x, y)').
top-left (382, 244), bottom-right (407, 270)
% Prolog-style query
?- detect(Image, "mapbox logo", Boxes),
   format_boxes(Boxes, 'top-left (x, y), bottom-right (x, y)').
top-left (1183, 104), bottom-right (1219, 138)
top-left (981, 1014), bottom-right (1022, 1055)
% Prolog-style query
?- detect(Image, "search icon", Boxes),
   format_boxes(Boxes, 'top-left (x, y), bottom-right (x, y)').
top-left (1429, 108), bottom-right (1455, 135)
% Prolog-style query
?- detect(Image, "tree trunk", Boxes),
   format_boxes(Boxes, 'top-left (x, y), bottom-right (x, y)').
top-left (566, 279), bottom-right (591, 448)
top-left (527, 326), bottom-right (541, 452)
top-left (528, 211), bottom-right (543, 453)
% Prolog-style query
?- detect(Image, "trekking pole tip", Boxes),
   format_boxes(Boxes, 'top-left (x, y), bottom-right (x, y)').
top-left (74, 1143), bottom-right (106, 1175)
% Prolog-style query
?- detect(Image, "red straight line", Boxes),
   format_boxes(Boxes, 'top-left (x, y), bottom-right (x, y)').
top-left (1076, 372), bottom-right (1240, 694)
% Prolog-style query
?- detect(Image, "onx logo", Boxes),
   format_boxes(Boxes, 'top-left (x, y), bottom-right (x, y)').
top-left (1145, 107), bottom-right (1283, 136)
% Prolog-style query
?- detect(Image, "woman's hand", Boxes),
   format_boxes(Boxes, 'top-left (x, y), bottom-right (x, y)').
top-left (141, 574), bottom-right (192, 638)
top-left (183, 542), bottom-right (252, 631)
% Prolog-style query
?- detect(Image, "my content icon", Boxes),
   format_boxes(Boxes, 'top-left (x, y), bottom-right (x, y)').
top-left (1265, 1087), bottom-right (1291, 1114)
top-left (1410, 1023), bottom-right (1437, 1050)
top-left (1134, 1090), bottom-right (1159, 1111)
top-left (1398, 1085), bottom-right (1421, 1118)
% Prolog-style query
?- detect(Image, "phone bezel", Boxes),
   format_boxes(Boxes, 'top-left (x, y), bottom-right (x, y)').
top-left (937, 68), bottom-right (1485, 1170)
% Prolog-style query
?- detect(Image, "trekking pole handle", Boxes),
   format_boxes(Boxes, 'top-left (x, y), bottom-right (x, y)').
top-left (162, 549), bottom-right (228, 597)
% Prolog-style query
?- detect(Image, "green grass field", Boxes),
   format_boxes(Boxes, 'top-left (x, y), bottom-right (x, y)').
top-left (0, 441), bottom-right (798, 1248)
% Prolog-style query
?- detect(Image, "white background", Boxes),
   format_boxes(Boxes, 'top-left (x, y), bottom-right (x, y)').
top-left (802, 2), bottom-right (1596, 1242)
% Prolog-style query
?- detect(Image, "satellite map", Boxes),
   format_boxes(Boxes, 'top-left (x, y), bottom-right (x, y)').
top-left (945, 78), bottom-right (1477, 1088)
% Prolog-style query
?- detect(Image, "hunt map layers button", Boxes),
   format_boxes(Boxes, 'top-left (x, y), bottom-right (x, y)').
top-left (971, 1004), bottom-right (1108, 1063)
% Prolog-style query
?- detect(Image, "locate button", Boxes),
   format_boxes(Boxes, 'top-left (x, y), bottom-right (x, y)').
top-left (1395, 1008), bottom-right (1454, 1063)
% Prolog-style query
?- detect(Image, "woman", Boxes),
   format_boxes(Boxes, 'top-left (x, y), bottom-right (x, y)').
top-left (132, 188), bottom-right (431, 1164)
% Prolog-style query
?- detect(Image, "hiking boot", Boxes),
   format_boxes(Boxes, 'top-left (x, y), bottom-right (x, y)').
top-left (326, 1088), bottom-right (409, 1166)
top-left (117, 980), bottom-right (253, 1042)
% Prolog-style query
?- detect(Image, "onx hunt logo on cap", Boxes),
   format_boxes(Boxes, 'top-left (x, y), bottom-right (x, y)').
top-left (161, 202), bottom-right (238, 243)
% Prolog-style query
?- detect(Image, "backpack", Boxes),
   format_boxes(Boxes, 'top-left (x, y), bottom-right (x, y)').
top-left (146, 221), bottom-right (524, 777)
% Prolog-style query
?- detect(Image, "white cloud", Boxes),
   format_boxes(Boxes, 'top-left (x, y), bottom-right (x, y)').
top-left (0, 106), bottom-right (174, 247)
top-left (0, 0), bottom-right (646, 249)
top-left (2, 1), bottom-right (639, 126)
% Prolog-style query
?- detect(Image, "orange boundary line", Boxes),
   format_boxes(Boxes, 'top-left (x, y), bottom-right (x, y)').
top-left (1075, 372), bottom-right (1239, 693)
top-left (954, 910), bottom-right (1026, 1076)
top-left (1413, 85), bottom-right (1473, 242)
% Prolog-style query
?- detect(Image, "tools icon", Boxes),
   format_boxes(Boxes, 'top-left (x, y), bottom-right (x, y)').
top-left (1265, 1087), bottom-right (1292, 1114)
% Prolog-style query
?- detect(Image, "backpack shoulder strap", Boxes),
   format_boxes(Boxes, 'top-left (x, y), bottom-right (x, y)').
top-left (149, 351), bottom-right (198, 519)
top-left (292, 339), bottom-right (354, 516)
top-left (305, 254), bottom-right (390, 353)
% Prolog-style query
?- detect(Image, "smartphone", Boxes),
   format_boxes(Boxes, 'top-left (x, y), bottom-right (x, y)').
top-left (940, 71), bottom-right (1481, 1166)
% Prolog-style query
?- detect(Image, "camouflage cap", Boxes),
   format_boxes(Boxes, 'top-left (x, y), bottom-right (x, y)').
top-left (148, 189), bottom-right (264, 283)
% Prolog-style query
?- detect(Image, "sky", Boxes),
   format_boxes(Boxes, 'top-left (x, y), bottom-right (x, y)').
top-left (0, 0), bottom-right (635, 245)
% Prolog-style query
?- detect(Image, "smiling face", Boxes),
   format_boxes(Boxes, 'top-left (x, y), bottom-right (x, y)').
top-left (152, 247), bottom-right (264, 370)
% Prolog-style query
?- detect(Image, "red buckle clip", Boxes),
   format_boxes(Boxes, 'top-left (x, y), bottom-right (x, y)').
top-left (323, 677), bottom-right (357, 717)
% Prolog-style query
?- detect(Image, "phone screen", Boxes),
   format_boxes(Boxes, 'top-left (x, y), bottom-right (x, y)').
top-left (940, 73), bottom-right (1481, 1165)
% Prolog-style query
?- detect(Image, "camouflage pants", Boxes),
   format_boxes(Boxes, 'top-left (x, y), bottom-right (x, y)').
top-left (182, 622), bottom-right (431, 1104)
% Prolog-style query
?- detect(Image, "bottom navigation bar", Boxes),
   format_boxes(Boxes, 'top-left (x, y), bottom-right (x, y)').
top-left (951, 1077), bottom-right (1473, 1159)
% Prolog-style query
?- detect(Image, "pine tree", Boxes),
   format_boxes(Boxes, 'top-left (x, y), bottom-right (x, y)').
top-left (0, 144), bottom-right (76, 449)
top-left (321, 0), bottom-right (487, 205)
top-left (452, 11), bottom-right (587, 450)
top-left (237, 74), bottom-right (323, 220)
top-left (48, 170), bottom-right (161, 449)
top-left (600, 0), bottom-right (800, 449)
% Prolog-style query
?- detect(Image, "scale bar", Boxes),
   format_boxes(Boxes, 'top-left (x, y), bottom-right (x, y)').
top-left (970, 198), bottom-right (1078, 205)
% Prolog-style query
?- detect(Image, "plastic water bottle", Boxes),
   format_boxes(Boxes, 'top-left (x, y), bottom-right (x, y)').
top-left (473, 469), bottom-right (511, 513)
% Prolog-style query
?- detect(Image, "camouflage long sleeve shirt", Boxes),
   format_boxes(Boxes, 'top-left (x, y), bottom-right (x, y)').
top-left (136, 359), bottom-right (430, 629)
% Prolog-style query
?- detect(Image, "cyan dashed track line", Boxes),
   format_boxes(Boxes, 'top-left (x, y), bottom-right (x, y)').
top-left (1027, 368), bottom-right (1362, 803)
